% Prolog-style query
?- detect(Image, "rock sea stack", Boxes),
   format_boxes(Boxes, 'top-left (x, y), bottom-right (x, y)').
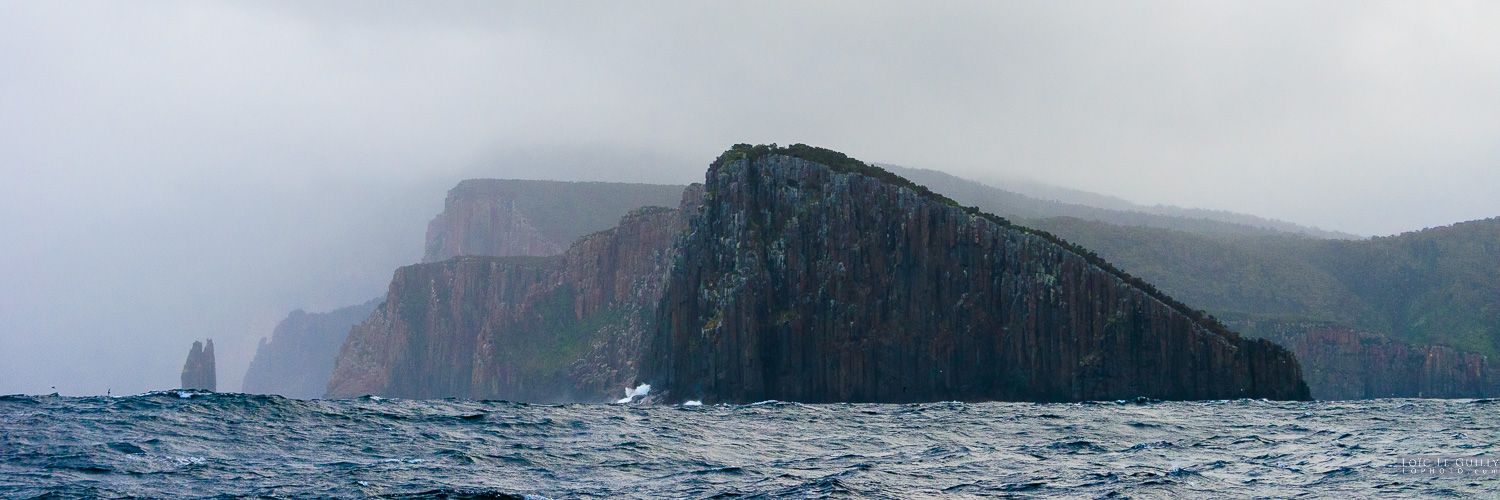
top-left (180, 339), bottom-right (216, 391)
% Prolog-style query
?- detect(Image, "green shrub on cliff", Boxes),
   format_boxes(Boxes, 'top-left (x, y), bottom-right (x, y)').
top-left (1030, 216), bottom-right (1500, 357)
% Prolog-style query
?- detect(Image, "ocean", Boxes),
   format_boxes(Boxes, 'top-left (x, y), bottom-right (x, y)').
top-left (2, 392), bottom-right (1496, 498)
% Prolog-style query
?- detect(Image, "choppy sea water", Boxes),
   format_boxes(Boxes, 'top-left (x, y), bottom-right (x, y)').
top-left (2, 392), bottom-right (1497, 499)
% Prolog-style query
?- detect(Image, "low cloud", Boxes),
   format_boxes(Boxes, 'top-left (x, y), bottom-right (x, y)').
top-left (1, 1), bottom-right (1496, 395)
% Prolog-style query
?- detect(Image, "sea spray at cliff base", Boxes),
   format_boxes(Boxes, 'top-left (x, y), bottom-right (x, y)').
top-left (615, 384), bottom-right (650, 404)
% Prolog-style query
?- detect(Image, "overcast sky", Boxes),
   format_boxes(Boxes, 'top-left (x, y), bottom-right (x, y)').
top-left (2, 1), bottom-right (1498, 395)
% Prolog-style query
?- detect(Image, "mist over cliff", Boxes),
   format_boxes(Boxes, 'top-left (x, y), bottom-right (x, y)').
top-left (242, 299), bottom-right (382, 399)
top-left (4, 2), bottom-right (1499, 397)
top-left (327, 187), bottom-right (703, 400)
top-left (0, 146), bottom-right (700, 396)
top-left (422, 180), bottom-right (686, 263)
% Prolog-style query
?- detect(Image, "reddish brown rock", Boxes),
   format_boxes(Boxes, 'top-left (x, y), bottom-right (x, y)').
top-left (1238, 320), bottom-right (1500, 399)
top-left (326, 187), bottom-right (702, 400)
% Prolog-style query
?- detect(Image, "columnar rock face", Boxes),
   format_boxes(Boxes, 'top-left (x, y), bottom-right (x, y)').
top-left (646, 150), bottom-right (1310, 403)
top-left (326, 145), bottom-right (1311, 404)
top-left (422, 179), bottom-right (686, 262)
top-left (326, 186), bottom-right (702, 400)
top-left (1237, 320), bottom-right (1500, 400)
top-left (245, 180), bottom-right (682, 398)
top-left (180, 340), bottom-right (216, 391)
top-left (242, 298), bottom-right (382, 398)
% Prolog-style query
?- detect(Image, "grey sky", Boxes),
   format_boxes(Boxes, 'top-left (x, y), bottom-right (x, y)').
top-left (2, 1), bottom-right (1497, 395)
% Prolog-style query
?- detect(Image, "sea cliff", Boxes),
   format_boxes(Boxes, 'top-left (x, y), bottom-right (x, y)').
top-left (326, 187), bottom-right (702, 400)
top-left (1234, 319), bottom-right (1500, 400)
top-left (328, 145), bottom-right (1309, 403)
top-left (242, 299), bottom-right (382, 398)
top-left (645, 146), bottom-right (1309, 403)
top-left (250, 179), bottom-right (684, 399)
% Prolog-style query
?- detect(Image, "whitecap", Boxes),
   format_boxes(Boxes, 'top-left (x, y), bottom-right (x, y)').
top-left (615, 383), bottom-right (652, 403)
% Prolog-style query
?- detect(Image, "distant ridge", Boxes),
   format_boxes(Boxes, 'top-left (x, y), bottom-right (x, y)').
top-left (243, 298), bottom-right (383, 399)
top-left (880, 164), bottom-right (1362, 239)
top-left (1030, 216), bottom-right (1500, 361)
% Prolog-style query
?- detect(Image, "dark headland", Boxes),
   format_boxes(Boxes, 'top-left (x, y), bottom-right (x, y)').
top-left (322, 144), bottom-right (1310, 403)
